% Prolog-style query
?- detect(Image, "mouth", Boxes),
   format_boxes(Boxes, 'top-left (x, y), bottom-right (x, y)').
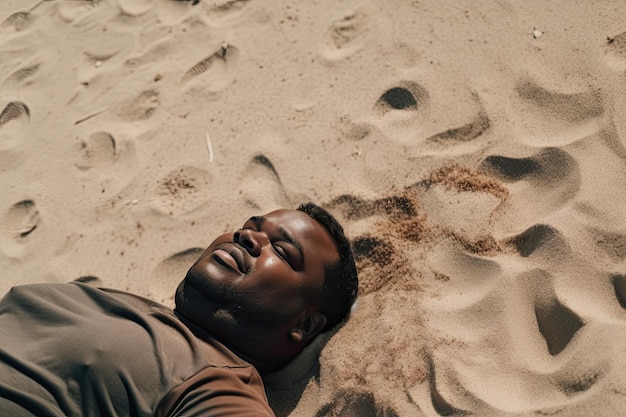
top-left (212, 243), bottom-right (248, 274)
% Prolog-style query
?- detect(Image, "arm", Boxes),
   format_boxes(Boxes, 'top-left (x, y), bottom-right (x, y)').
top-left (155, 366), bottom-right (275, 417)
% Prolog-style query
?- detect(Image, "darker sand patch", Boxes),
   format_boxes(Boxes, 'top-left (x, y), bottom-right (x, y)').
top-left (426, 164), bottom-right (510, 202)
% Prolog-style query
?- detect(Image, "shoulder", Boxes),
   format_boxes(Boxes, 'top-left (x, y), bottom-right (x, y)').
top-left (155, 364), bottom-right (276, 417)
top-left (1, 282), bottom-right (92, 309)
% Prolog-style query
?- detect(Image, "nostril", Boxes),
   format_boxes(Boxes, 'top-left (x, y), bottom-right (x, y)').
top-left (235, 230), bottom-right (256, 251)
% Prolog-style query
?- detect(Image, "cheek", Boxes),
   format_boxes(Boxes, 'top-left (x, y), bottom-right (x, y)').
top-left (250, 257), bottom-right (301, 294)
top-left (253, 256), bottom-right (287, 279)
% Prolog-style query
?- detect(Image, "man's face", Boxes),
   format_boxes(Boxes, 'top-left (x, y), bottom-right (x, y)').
top-left (175, 209), bottom-right (339, 336)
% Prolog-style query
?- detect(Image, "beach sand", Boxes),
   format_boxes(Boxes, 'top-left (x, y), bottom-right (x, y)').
top-left (1, 0), bottom-right (626, 415)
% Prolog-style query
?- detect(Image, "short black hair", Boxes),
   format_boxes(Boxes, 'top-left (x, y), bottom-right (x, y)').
top-left (297, 202), bottom-right (358, 332)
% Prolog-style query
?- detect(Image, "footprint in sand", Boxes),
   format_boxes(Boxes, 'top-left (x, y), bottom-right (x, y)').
top-left (511, 77), bottom-right (603, 147)
top-left (374, 83), bottom-right (490, 147)
top-left (117, 90), bottom-right (160, 122)
top-left (373, 80), bottom-right (491, 157)
top-left (516, 80), bottom-right (603, 124)
top-left (72, 131), bottom-right (137, 198)
top-left (237, 154), bottom-right (290, 210)
top-left (319, 10), bottom-right (370, 62)
top-left (124, 37), bottom-right (172, 68)
top-left (154, 166), bottom-right (212, 216)
top-left (508, 226), bottom-right (583, 356)
top-left (0, 10), bottom-right (34, 32)
top-left (479, 148), bottom-right (580, 225)
top-left (150, 247), bottom-right (203, 305)
top-left (421, 269), bottom-right (592, 413)
top-left (0, 101), bottom-right (30, 151)
top-left (0, 199), bottom-right (41, 258)
top-left (0, 63), bottom-right (40, 94)
top-left (200, 0), bottom-right (254, 23)
top-left (117, 0), bottom-right (156, 17)
top-left (56, 0), bottom-right (104, 23)
top-left (181, 44), bottom-right (240, 93)
top-left (75, 131), bottom-right (118, 170)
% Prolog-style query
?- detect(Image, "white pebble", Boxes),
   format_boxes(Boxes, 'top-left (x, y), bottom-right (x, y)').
top-left (533, 29), bottom-right (543, 39)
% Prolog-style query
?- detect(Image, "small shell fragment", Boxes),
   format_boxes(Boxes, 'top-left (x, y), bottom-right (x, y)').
top-left (532, 28), bottom-right (543, 39)
top-left (205, 132), bottom-right (214, 163)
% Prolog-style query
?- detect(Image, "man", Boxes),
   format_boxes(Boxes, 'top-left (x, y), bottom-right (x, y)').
top-left (0, 203), bottom-right (358, 417)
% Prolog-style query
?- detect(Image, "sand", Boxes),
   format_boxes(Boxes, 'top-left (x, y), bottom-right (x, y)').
top-left (1, 0), bottom-right (626, 415)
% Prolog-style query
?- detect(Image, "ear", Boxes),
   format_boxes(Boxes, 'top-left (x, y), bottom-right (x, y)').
top-left (289, 312), bottom-right (327, 344)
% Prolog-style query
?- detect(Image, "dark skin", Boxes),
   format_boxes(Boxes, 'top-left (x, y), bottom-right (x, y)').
top-left (174, 209), bottom-right (340, 374)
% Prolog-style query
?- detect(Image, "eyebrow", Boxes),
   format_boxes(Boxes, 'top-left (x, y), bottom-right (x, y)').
top-left (279, 226), bottom-right (303, 255)
top-left (251, 215), bottom-right (304, 261)
top-left (250, 216), bottom-right (264, 229)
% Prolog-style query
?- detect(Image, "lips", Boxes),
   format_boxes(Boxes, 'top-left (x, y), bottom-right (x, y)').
top-left (212, 243), bottom-right (247, 274)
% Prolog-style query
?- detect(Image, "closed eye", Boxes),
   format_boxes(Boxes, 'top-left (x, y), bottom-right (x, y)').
top-left (272, 242), bottom-right (293, 267)
top-left (241, 216), bottom-right (304, 270)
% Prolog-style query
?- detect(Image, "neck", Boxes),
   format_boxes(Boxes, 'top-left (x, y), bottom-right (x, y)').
top-left (174, 308), bottom-right (300, 374)
top-left (220, 331), bottom-right (302, 374)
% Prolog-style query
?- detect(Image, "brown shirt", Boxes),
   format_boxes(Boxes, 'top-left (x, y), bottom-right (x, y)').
top-left (0, 283), bottom-right (275, 417)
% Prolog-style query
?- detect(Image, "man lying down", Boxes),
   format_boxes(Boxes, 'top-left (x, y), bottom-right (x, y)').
top-left (0, 203), bottom-right (358, 417)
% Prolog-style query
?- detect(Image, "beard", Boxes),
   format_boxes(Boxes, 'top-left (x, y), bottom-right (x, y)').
top-left (176, 261), bottom-right (299, 333)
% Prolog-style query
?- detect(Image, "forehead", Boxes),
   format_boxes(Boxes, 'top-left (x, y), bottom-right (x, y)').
top-left (263, 209), bottom-right (339, 263)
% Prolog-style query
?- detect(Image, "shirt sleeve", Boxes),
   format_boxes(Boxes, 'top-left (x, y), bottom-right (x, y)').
top-left (155, 365), bottom-right (276, 417)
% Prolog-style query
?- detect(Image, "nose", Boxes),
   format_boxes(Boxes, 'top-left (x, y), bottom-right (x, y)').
top-left (233, 229), bottom-right (269, 257)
